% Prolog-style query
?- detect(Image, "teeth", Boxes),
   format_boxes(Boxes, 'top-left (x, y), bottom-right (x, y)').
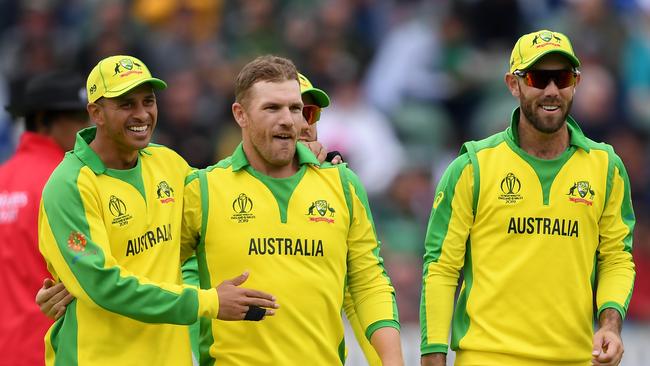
top-left (541, 105), bottom-right (559, 111)
top-left (128, 125), bottom-right (147, 132)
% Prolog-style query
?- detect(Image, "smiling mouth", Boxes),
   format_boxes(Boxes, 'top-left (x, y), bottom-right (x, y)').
top-left (127, 125), bottom-right (149, 133)
top-left (274, 133), bottom-right (294, 140)
top-left (540, 105), bottom-right (560, 112)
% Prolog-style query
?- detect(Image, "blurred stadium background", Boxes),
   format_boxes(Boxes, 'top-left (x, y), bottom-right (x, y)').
top-left (0, 0), bottom-right (648, 364)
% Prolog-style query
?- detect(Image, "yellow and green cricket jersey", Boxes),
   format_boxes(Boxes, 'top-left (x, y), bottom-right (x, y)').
top-left (181, 143), bottom-right (399, 365)
top-left (38, 127), bottom-right (220, 366)
top-left (420, 109), bottom-right (635, 366)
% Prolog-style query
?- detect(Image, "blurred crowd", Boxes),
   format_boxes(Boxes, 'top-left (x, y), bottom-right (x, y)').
top-left (0, 0), bottom-right (649, 325)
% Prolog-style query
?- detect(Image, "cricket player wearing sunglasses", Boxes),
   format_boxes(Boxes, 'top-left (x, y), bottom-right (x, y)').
top-left (421, 30), bottom-right (635, 366)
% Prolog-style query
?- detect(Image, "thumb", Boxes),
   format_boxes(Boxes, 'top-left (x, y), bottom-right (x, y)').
top-left (43, 278), bottom-right (55, 288)
top-left (592, 332), bottom-right (604, 357)
top-left (228, 271), bottom-right (250, 287)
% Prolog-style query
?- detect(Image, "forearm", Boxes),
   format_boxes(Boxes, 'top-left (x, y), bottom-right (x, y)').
top-left (598, 308), bottom-right (623, 334)
top-left (370, 327), bottom-right (403, 366)
top-left (421, 352), bottom-right (446, 366)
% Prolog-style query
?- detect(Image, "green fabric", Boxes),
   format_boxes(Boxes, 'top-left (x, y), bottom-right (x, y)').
top-left (420, 343), bottom-right (448, 355)
top-left (53, 301), bottom-right (79, 366)
top-left (181, 257), bottom-right (200, 360)
top-left (245, 165), bottom-right (306, 223)
top-left (451, 240), bottom-right (473, 349)
top-left (105, 160), bottom-right (146, 203)
top-left (196, 169), bottom-right (216, 366)
top-left (338, 338), bottom-right (346, 365)
top-left (420, 155), bottom-right (471, 349)
top-left (365, 319), bottom-right (400, 340)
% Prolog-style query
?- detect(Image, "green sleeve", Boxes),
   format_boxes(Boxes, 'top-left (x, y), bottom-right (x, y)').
top-left (420, 154), bottom-right (474, 355)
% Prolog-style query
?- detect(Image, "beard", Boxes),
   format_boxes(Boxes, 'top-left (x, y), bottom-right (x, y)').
top-left (520, 95), bottom-right (572, 134)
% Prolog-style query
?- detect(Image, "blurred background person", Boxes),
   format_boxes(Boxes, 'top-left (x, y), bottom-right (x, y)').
top-left (0, 70), bottom-right (88, 366)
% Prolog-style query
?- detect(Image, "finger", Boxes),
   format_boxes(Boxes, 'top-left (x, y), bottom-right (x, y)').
top-left (43, 278), bottom-right (55, 288)
top-left (262, 309), bottom-right (275, 317)
top-left (317, 147), bottom-right (327, 163)
top-left (243, 298), bottom-right (279, 309)
top-left (243, 289), bottom-right (276, 302)
top-left (48, 285), bottom-right (70, 303)
top-left (226, 271), bottom-right (249, 286)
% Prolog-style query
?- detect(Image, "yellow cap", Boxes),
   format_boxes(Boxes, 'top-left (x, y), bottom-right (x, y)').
top-left (298, 73), bottom-right (330, 108)
top-left (86, 55), bottom-right (167, 103)
top-left (509, 30), bottom-right (580, 73)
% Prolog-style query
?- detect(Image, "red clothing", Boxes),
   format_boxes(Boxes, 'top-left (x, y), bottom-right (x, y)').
top-left (0, 132), bottom-right (64, 366)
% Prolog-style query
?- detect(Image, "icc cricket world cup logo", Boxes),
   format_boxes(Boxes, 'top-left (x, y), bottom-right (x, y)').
top-left (231, 193), bottom-right (255, 223)
top-left (498, 173), bottom-right (523, 204)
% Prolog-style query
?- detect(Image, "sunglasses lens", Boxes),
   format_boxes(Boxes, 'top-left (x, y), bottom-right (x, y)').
top-left (524, 70), bottom-right (576, 89)
top-left (302, 105), bottom-right (321, 125)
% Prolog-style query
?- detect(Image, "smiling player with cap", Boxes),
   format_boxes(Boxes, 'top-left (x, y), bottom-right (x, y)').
top-left (37, 55), bottom-right (278, 366)
top-left (420, 30), bottom-right (635, 366)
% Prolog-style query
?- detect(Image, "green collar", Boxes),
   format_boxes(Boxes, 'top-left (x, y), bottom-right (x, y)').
top-left (506, 107), bottom-right (590, 152)
top-left (230, 141), bottom-right (320, 172)
top-left (73, 126), bottom-right (150, 174)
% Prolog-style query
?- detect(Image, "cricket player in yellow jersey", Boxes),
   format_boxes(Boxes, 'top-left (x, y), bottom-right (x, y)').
top-left (420, 30), bottom-right (635, 366)
top-left (181, 55), bottom-right (403, 365)
top-left (38, 55), bottom-right (278, 366)
top-left (298, 72), bottom-right (381, 366)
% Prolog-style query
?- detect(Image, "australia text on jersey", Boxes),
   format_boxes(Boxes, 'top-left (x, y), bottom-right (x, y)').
top-left (248, 237), bottom-right (324, 256)
top-left (507, 217), bottom-right (579, 237)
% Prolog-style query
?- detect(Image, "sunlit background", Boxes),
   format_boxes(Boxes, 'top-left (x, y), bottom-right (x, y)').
top-left (0, 0), bottom-right (648, 364)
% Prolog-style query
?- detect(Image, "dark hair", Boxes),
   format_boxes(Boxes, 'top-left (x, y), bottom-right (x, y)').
top-left (234, 55), bottom-right (298, 104)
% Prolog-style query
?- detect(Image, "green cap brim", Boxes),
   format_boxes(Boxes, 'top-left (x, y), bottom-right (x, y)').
top-left (103, 78), bottom-right (167, 99)
top-left (302, 87), bottom-right (330, 108)
top-left (518, 49), bottom-right (580, 71)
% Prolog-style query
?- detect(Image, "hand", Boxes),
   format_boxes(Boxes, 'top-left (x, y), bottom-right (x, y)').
top-left (330, 155), bottom-right (343, 165)
top-left (35, 278), bottom-right (74, 320)
top-left (592, 308), bottom-right (624, 366)
top-left (216, 272), bottom-right (278, 321)
top-left (592, 327), bottom-right (624, 366)
top-left (421, 353), bottom-right (446, 366)
top-left (300, 141), bottom-right (327, 163)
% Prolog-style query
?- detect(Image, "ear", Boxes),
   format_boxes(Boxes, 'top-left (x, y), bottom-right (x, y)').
top-left (87, 103), bottom-right (103, 127)
top-left (232, 102), bottom-right (248, 128)
top-left (505, 72), bottom-right (520, 98)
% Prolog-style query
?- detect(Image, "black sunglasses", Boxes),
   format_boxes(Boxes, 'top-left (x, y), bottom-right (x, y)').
top-left (513, 69), bottom-right (579, 89)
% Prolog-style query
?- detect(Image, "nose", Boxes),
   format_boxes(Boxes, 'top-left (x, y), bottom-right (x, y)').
top-left (132, 102), bottom-right (150, 123)
top-left (543, 79), bottom-right (560, 96)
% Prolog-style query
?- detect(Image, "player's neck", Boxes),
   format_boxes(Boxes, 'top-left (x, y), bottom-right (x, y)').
top-left (517, 118), bottom-right (569, 160)
top-left (90, 136), bottom-right (139, 170)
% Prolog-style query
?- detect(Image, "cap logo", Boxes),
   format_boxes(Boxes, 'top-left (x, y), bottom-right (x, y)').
top-left (532, 31), bottom-right (562, 48)
top-left (89, 84), bottom-right (97, 95)
top-left (114, 58), bottom-right (144, 78)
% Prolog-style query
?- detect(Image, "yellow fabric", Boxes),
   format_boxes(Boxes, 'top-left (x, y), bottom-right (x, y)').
top-left (182, 162), bottom-right (397, 365)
